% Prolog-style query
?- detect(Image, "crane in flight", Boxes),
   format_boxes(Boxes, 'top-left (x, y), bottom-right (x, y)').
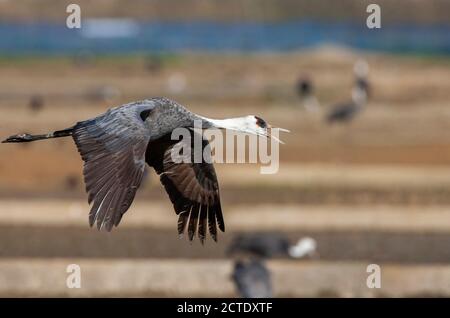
top-left (3, 97), bottom-right (286, 243)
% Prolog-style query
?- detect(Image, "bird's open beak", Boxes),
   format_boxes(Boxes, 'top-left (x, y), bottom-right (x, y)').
top-left (211, 116), bottom-right (290, 144)
top-left (263, 124), bottom-right (290, 144)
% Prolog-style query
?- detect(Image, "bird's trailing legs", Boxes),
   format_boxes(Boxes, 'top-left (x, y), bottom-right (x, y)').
top-left (2, 127), bottom-right (73, 143)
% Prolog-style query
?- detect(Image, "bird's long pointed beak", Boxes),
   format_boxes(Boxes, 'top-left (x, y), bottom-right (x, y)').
top-left (266, 125), bottom-right (290, 144)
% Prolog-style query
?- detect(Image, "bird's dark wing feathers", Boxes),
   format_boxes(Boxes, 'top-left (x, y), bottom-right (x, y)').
top-left (146, 131), bottom-right (224, 243)
top-left (72, 106), bottom-right (151, 231)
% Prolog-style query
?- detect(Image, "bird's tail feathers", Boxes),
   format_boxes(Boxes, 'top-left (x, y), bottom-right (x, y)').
top-left (2, 127), bottom-right (74, 143)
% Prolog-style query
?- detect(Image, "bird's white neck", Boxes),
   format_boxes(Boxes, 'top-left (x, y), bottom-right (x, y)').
top-left (352, 87), bottom-right (367, 106)
top-left (200, 115), bottom-right (258, 133)
top-left (303, 95), bottom-right (321, 112)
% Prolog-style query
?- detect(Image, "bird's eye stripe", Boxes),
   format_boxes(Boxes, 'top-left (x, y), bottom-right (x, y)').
top-left (140, 109), bottom-right (153, 121)
top-left (255, 116), bottom-right (267, 128)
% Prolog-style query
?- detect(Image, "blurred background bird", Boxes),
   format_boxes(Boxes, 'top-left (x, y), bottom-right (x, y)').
top-left (228, 233), bottom-right (317, 298)
top-left (296, 74), bottom-right (320, 112)
top-left (326, 59), bottom-right (370, 124)
top-left (228, 232), bottom-right (317, 259)
top-left (231, 259), bottom-right (273, 298)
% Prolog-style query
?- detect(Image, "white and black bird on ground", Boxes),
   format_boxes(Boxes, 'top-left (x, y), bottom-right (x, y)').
top-left (229, 234), bottom-right (316, 298)
top-left (232, 259), bottom-right (273, 298)
top-left (326, 59), bottom-right (370, 124)
top-left (2, 97), bottom-right (286, 243)
top-left (296, 75), bottom-right (320, 112)
top-left (228, 232), bottom-right (317, 259)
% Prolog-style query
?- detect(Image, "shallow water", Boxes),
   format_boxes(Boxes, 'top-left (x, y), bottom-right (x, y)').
top-left (0, 20), bottom-right (449, 55)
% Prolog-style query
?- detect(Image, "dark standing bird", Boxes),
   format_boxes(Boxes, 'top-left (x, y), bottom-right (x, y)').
top-left (228, 232), bottom-right (290, 258)
top-left (296, 75), bottom-right (320, 112)
top-left (229, 233), bottom-right (317, 298)
top-left (232, 259), bottom-right (273, 298)
top-left (297, 76), bottom-right (312, 97)
top-left (326, 59), bottom-right (370, 124)
top-left (2, 97), bottom-right (282, 243)
top-left (228, 232), bottom-right (317, 259)
top-left (64, 175), bottom-right (79, 191)
top-left (29, 95), bottom-right (44, 113)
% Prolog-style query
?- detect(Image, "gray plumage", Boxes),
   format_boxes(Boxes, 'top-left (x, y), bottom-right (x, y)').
top-left (72, 98), bottom-right (203, 232)
top-left (326, 76), bottom-right (369, 124)
top-left (326, 101), bottom-right (361, 123)
top-left (2, 97), bottom-right (234, 242)
top-left (232, 259), bottom-right (273, 298)
top-left (228, 233), bottom-right (290, 258)
top-left (326, 61), bottom-right (370, 124)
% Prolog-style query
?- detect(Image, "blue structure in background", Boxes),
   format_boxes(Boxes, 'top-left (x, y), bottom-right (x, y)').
top-left (0, 20), bottom-right (448, 55)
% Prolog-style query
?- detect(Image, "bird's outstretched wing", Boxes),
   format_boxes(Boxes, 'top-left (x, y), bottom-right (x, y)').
top-left (72, 104), bottom-right (152, 231)
top-left (146, 130), bottom-right (224, 243)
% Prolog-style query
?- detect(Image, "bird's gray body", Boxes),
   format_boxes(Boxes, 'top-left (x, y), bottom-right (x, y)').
top-left (3, 97), bottom-right (235, 242)
top-left (71, 97), bottom-right (223, 234)
top-left (228, 233), bottom-right (291, 258)
top-left (96, 97), bottom-right (204, 143)
top-left (326, 101), bottom-right (361, 123)
top-left (326, 76), bottom-right (368, 124)
top-left (232, 260), bottom-right (273, 298)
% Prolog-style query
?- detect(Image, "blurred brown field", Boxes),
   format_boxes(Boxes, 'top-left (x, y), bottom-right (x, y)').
top-left (0, 46), bottom-right (450, 297)
top-left (1, 0), bottom-right (449, 24)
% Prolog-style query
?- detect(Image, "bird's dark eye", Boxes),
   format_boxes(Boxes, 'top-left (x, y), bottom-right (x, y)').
top-left (255, 116), bottom-right (267, 128)
top-left (140, 109), bottom-right (153, 121)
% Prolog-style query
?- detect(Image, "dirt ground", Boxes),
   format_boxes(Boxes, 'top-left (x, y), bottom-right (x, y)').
top-left (1, 0), bottom-right (449, 24)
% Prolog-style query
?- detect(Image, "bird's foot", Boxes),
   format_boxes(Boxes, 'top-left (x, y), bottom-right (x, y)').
top-left (2, 133), bottom-right (34, 143)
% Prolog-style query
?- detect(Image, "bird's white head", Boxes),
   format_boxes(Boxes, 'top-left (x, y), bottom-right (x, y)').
top-left (204, 115), bottom-right (289, 143)
top-left (288, 237), bottom-right (318, 259)
top-left (354, 59), bottom-right (369, 78)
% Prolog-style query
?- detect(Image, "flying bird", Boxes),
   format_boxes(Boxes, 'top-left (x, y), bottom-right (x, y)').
top-left (3, 97), bottom-right (284, 243)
